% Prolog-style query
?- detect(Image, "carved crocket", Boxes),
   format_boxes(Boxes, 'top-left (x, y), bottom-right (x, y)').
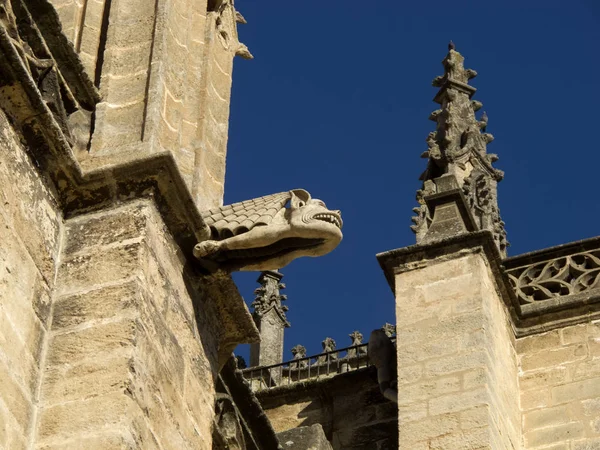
top-left (194, 189), bottom-right (343, 272)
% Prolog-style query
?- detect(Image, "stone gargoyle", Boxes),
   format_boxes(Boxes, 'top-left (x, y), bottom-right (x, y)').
top-left (194, 189), bottom-right (343, 272)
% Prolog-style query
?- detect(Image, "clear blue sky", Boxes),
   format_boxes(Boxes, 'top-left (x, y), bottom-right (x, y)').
top-left (227, 1), bottom-right (600, 361)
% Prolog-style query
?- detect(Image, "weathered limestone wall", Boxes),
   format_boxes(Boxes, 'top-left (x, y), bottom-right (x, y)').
top-left (518, 323), bottom-right (600, 449)
top-left (0, 109), bottom-right (63, 449)
top-left (258, 368), bottom-right (399, 450)
top-left (35, 200), bottom-right (219, 449)
top-left (394, 251), bottom-right (519, 449)
top-left (50, 0), bottom-right (239, 210)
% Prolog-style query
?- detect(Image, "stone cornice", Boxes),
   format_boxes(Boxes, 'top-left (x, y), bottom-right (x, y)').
top-left (377, 230), bottom-right (519, 314)
top-left (377, 232), bottom-right (600, 337)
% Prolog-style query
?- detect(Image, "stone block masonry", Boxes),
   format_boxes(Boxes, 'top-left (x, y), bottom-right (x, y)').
top-left (49, 0), bottom-right (246, 210)
top-left (518, 323), bottom-right (600, 449)
top-left (36, 200), bottom-right (218, 449)
top-left (0, 109), bottom-right (63, 450)
top-left (393, 251), bottom-right (519, 449)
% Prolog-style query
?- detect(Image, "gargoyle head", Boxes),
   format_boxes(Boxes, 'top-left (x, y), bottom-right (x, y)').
top-left (195, 189), bottom-right (343, 272)
top-left (285, 189), bottom-right (343, 250)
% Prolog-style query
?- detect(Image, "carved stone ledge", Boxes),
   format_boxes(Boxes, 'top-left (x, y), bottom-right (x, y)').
top-left (377, 230), bottom-right (517, 314)
top-left (378, 232), bottom-right (600, 337)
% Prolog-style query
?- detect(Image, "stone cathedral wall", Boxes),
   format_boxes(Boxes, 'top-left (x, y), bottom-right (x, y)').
top-left (0, 109), bottom-right (64, 449)
top-left (0, 108), bottom-right (227, 448)
top-left (392, 250), bottom-right (520, 449)
top-left (0, 0), bottom-right (259, 447)
top-left (36, 200), bottom-right (220, 448)
top-left (518, 324), bottom-right (600, 449)
top-left (378, 233), bottom-right (600, 449)
top-left (50, 0), bottom-right (241, 211)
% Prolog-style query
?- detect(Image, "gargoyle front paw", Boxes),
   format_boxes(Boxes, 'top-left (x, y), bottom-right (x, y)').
top-left (193, 240), bottom-right (222, 259)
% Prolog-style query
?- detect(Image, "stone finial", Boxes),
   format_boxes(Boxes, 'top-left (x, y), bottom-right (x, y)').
top-left (290, 345), bottom-right (308, 369)
top-left (322, 337), bottom-right (336, 352)
top-left (349, 331), bottom-right (363, 346)
top-left (347, 331), bottom-right (367, 358)
top-left (291, 345), bottom-right (307, 359)
top-left (381, 323), bottom-right (396, 337)
top-left (251, 270), bottom-right (290, 325)
top-left (317, 337), bottom-right (337, 364)
top-left (412, 43), bottom-right (508, 257)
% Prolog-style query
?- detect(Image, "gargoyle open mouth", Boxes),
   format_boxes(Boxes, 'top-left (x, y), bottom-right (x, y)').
top-left (313, 213), bottom-right (343, 229)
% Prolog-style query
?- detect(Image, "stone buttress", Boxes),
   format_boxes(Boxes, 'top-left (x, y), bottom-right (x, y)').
top-left (0, 0), bottom-right (259, 448)
top-left (379, 43), bottom-right (520, 449)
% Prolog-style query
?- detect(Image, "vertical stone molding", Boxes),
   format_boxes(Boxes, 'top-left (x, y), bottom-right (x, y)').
top-left (249, 270), bottom-right (290, 369)
top-left (378, 234), bottom-right (519, 449)
top-left (49, 0), bottom-right (251, 209)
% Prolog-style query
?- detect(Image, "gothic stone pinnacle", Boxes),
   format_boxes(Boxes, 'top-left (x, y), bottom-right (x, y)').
top-left (411, 44), bottom-right (508, 257)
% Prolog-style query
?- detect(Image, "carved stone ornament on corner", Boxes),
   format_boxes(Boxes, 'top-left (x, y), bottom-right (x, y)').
top-left (507, 250), bottom-right (600, 304)
top-left (0, 0), bottom-right (99, 150)
top-left (210, 0), bottom-right (253, 59)
top-left (193, 189), bottom-right (343, 272)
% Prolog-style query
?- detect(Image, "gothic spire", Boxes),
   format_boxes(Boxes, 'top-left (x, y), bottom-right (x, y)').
top-left (411, 43), bottom-right (508, 256)
top-left (251, 270), bottom-right (290, 326)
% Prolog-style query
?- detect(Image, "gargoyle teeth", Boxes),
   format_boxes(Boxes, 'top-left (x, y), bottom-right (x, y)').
top-left (313, 213), bottom-right (342, 229)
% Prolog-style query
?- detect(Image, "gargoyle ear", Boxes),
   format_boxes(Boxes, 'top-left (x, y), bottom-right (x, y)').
top-left (290, 189), bottom-right (311, 209)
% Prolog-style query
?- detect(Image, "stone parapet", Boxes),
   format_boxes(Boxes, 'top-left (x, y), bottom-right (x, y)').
top-left (505, 236), bottom-right (600, 335)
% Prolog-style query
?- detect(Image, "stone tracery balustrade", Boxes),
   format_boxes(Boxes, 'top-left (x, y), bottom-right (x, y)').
top-left (503, 237), bottom-right (600, 310)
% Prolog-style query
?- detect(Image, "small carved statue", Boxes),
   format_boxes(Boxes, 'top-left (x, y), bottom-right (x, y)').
top-left (194, 189), bottom-right (343, 272)
top-left (381, 323), bottom-right (396, 337)
top-left (290, 345), bottom-right (308, 369)
top-left (347, 330), bottom-right (367, 358)
top-left (316, 337), bottom-right (337, 364)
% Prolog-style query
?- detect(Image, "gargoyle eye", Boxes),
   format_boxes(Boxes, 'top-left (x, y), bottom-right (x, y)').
top-left (297, 201), bottom-right (305, 207)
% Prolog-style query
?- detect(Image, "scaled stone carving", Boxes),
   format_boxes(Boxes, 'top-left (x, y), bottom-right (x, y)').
top-left (507, 249), bottom-right (600, 304)
top-left (411, 43), bottom-right (507, 257)
top-left (194, 189), bottom-right (343, 272)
